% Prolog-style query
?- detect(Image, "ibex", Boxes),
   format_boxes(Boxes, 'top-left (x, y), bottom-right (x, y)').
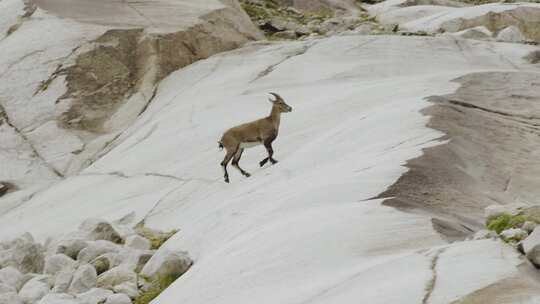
top-left (218, 93), bottom-right (293, 183)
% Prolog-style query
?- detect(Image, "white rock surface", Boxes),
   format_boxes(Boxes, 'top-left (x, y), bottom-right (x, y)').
top-left (500, 228), bottom-right (528, 242)
top-left (77, 241), bottom-right (121, 264)
top-left (44, 254), bottom-right (77, 276)
top-left (79, 219), bottom-right (123, 244)
top-left (448, 26), bottom-right (492, 40)
top-left (140, 249), bottom-right (192, 279)
top-left (0, 266), bottom-right (24, 290)
top-left (19, 276), bottom-right (51, 304)
top-left (472, 229), bottom-right (497, 240)
top-left (37, 293), bottom-right (81, 304)
top-left (523, 221), bottom-right (537, 234)
top-left (496, 25), bottom-right (525, 43)
top-left (96, 267), bottom-right (137, 289)
top-left (104, 294), bottom-right (131, 304)
top-left (68, 264), bottom-right (97, 294)
top-left (52, 269), bottom-right (74, 294)
top-left (76, 288), bottom-right (114, 304)
top-left (124, 235), bottom-right (151, 251)
top-left (113, 282), bottom-right (139, 299)
top-left (48, 237), bottom-right (88, 260)
top-left (0, 292), bottom-right (24, 304)
top-left (1, 5), bottom-right (540, 304)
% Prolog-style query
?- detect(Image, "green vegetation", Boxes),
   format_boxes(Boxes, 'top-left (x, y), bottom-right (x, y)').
top-left (487, 213), bottom-right (530, 234)
top-left (134, 274), bottom-right (179, 304)
top-left (137, 226), bottom-right (178, 250)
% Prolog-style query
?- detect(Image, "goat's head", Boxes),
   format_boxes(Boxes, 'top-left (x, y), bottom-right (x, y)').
top-left (269, 92), bottom-right (292, 113)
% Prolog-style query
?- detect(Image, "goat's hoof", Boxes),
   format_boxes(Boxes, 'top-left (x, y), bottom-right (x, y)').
top-left (271, 159), bottom-right (278, 165)
top-left (244, 173), bottom-right (251, 177)
top-left (259, 162), bottom-right (265, 167)
top-left (224, 178), bottom-right (230, 183)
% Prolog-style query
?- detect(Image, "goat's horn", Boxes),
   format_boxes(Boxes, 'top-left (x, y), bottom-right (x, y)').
top-left (269, 92), bottom-right (283, 101)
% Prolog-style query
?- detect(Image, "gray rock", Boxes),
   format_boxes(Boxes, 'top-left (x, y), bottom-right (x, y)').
top-left (0, 282), bottom-right (16, 293)
top-left (68, 264), bottom-right (97, 294)
top-left (77, 241), bottom-right (121, 263)
top-left (37, 293), bottom-right (81, 304)
top-left (76, 288), bottom-right (114, 304)
top-left (44, 254), bottom-right (77, 276)
top-left (52, 269), bottom-right (74, 294)
top-left (273, 30), bottom-right (298, 40)
top-left (113, 281), bottom-right (139, 299)
top-left (49, 237), bottom-right (88, 260)
top-left (97, 266), bottom-right (137, 289)
top-left (124, 235), bottom-right (150, 251)
top-left (0, 234), bottom-right (45, 273)
top-left (140, 249), bottom-right (192, 280)
top-left (522, 226), bottom-right (540, 254)
top-left (0, 292), bottom-right (24, 304)
top-left (500, 228), bottom-right (528, 242)
top-left (496, 26), bottom-right (525, 43)
top-left (0, 266), bottom-right (24, 290)
top-left (472, 229), bottom-right (498, 240)
top-left (104, 294), bottom-right (131, 304)
top-left (19, 275), bottom-right (52, 304)
top-left (522, 221), bottom-right (537, 234)
top-left (79, 219), bottom-right (123, 244)
top-left (90, 255), bottom-right (111, 275)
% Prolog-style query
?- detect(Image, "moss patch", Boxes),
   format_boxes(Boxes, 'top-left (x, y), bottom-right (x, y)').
top-left (136, 225), bottom-right (178, 250)
top-left (135, 274), bottom-right (179, 304)
top-left (487, 213), bottom-right (530, 234)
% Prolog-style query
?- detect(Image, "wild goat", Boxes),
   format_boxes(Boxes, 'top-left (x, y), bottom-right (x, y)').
top-left (218, 93), bottom-right (293, 183)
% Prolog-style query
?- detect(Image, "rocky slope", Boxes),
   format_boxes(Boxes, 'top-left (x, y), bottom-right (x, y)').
top-left (1, 0), bottom-right (540, 304)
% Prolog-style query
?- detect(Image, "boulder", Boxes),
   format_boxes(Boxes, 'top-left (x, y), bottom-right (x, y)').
top-left (472, 229), bottom-right (498, 240)
top-left (19, 276), bottom-right (52, 304)
top-left (76, 288), bottom-right (114, 304)
top-left (140, 249), bottom-right (192, 280)
top-left (104, 294), bottom-right (131, 304)
top-left (522, 221), bottom-right (537, 234)
top-left (37, 293), bottom-right (81, 304)
top-left (0, 282), bottom-right (16, 293)
top-left (273, 30), bottom-right (298, 40)
top-left (52, 269), bottom-right (74, 294)
top-left (523, 226), bottom-right (540, 265)
top-left (97, 266), bottom-right (137, 289)
top-left (90, 255), bottom-right (111, 275)
top-left (79, 219), bottom-right (123, 244)
top-left (0, 266), bottom-right (24, 290)
top-left (113, 281), bottom-right (139, 299)
top-left (124, 235), bottom-right (150, 251)
top-left (496, 26), bottom-right (525, 43)
top-left (44, 254), bottom-right (77, 276)
top-left (500, 228), bottom-right (528, 242)
top-left (49, 237), bottom-right (88, 260)
top-left (68, 264), bottom-right (97, 294)
top-left (77, 241), bottom-right (121, 263)
top-left (0, 234), bottom-right (45, 273)
top-left (451, 26), bottom-right (492, 40)
top-left (0, 292), bottom-right (24, 304)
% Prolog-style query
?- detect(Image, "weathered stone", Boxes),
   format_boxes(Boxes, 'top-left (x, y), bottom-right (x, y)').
top-left (80, 219), bottom-right (123, 244)
top-left (19, 275), bottom-right (52, 304)
top-left (0, 292), bottom-right (24, 304)
top-left (472, 229), bottom-right (498, 240)
top-left (77, 241), bottom-right (121, 263)
top-left (523, 226), bottom-right (540, 254)
top-left (68, 264), bottom-right (97, 294)
top-left (0, 266), bottom-right (23, 290)
top-left (124, 235), bottom-right (150, 251)
top-left (37, 293), bottom-right (80, 304)
top-left (52, 268), bottom-right (74, 294)
top-left (140, 249), bottom-right (192, 280)
top-left (48, 237), bottom-right (88, 260)
top-left (0, 234), bottom-right (45, 273)
top-left (76, 288), bottom-right (114, 304)
top-left (44, 254), bottom-right (77, 276)
top-left (0, 282), bottom-right (16, 293)
top-left (90, 255), bottom-right (111, 275)
top-left (273, 30), bottom-right (298, 40)
top-left (97, 266), bottom-right (137, 289)
top-left (500, 228), bottom-right (528, 242)
top-left (496, 26), bottom-right (525, 43)
top-left (113, 281), bottom-right (139, 299)
top-left (104, 294), bottom-right (131, 304)
top-left (523, 221), bottom-right (537, 234)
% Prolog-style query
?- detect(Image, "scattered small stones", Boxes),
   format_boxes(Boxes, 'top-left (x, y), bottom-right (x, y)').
top-left (0, 216), bottom-right (192, 304)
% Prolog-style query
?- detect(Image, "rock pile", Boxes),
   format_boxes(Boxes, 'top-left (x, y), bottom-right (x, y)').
top-left (0, 219), bottom-right (191, 304)
top-left (476, 204), bottom-right (540, 268)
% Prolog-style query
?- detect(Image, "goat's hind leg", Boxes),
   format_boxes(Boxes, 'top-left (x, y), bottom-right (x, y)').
top-left (232, 148), bottom-right (251, 177)
top-left (221, 148), bottom-right (236, 183)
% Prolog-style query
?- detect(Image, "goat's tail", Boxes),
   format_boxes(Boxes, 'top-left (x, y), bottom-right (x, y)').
top-left (218, 141), bottom-right (224, 150)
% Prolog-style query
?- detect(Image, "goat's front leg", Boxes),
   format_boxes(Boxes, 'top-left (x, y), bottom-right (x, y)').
top-left (259, 139), bottom-right (278, 167)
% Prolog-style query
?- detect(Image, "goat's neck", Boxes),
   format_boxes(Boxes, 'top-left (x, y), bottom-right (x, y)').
top-left (268, 105), bottom-right (281, 130)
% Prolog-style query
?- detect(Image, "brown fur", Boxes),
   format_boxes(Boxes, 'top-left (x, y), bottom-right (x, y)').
top-left (219, 93), bottom-right (292, 183)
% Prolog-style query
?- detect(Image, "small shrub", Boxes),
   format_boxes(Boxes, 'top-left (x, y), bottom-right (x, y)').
top-left (487, 213), bottom-right (526, 234)
top-left (135, 274), bottom-right (179, 304)
top-left (135, 224), bottom-right (178, 250)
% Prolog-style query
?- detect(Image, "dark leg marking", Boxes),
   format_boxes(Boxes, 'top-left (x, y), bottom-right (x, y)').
top-left (260, 139), bottom-right (278, 167)
top-left (232, 148), bottom-right (251, 177)
top-left (221, 147), bottom-right (237, 183)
